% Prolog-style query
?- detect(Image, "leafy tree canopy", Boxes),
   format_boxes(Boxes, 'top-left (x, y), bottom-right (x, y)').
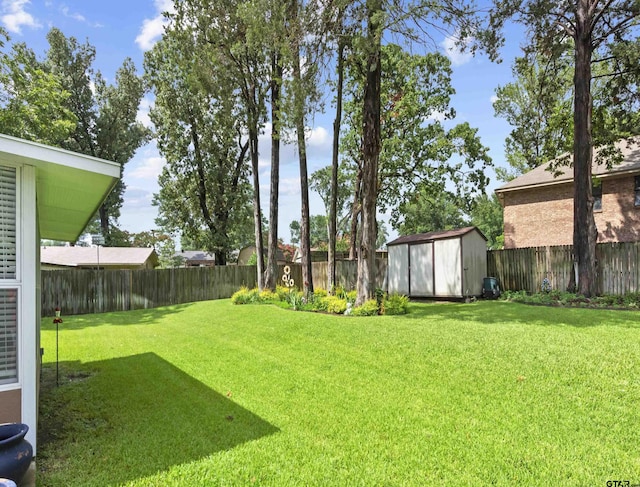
top-left (45, 27), bottom-right (148, 244)
top-left (0, 30), bottom-right (76, 144)
top-left (341, 43), bottom-right (492, 223)
top-left (146, 23), bottom-right (254, 265)
top-left (469, 193), bottom-right (504, 250)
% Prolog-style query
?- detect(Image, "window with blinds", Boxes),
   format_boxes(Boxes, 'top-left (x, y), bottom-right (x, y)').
top-left (0, 166), bottom-right (17, 385)
top-left (0, 166), bottom-right (16, 279)
top-left (0, 289), bottom-right (17, 384)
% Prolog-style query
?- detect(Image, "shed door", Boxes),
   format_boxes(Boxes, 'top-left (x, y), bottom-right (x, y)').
top-left (388, 245), bottom-right (409, 294)
top-left (434, 238), bottom-right (462, 296)
top-left (409, 243), bottom-right (433, 296)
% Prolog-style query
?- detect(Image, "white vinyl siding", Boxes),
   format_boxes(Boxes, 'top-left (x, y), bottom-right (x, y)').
top-left (0, 165), bottom-right (17, 386)
top-left (0, 166), bottom-right (16, 279)
top-left (0, 289), bottom-right (17, 384)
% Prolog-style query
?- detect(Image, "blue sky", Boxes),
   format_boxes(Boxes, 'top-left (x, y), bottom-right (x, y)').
top-left (2, 0), bottom-right (524, 244)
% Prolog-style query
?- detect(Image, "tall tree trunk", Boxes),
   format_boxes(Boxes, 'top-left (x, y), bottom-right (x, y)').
top-left (291, 0), bottom-right (313, 295)
top-left (190, 116), bottom-right (226, 264)
top-left (329, 37), bottom-right (345, 293)
top-left (349, 168), bottom-right (362, 260)
top-left (215, 250), bottom-right (226, 266)
top-left (249, 123), bottom-right (265, 289)
top-left (357, 0), bottom-right (382, 306)
top-left (572, 0), bottom-right (597, 297)
top-left (264, 53), bottom-right (282, 290)
top-left (99, 206), bottom-right (109, 244)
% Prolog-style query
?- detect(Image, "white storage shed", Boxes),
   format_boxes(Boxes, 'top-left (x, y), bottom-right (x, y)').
top-left (387, 227), bottom-right (487, 298)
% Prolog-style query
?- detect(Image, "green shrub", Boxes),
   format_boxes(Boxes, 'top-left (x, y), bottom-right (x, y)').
top-left (346, 290), bottom-right (357, 304)
top-left (623, 293), bottom-right (640, 307)
top-left (501, 290), bottom-right (528, 302)
top-left (375, 288), bottom-right (385, 306)
top-left (299, 301), bottom-right (316, 312)
top-left (259, 289), bottom-right (279, 302)
top-left (382, 293), bottom-right (409, 315)
top-left (231, 286), bottom-right (259, 305)
top-left (284, 290), bottom-right (305, 310)
top-left (351, 299), bottom-right (379, 316)
top-left (313, 288), bottom-right (328, 298)
top-left (325, 296), bottom-right (347, 314)
top-left (312, 297), bottom-right (330, 312)
top-left (275, 285), bottom-right (291, 301)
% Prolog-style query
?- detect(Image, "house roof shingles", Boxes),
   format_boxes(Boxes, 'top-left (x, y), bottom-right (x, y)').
top-left (41, 246), bottom-right (157, 267)
top-left (175, 251), bottom-right (216, 263)
top-left (496, 138), bottom-right (640, 193)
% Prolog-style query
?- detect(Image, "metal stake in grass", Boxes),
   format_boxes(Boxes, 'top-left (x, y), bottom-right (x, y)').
top-left (53, 307), bottom-right (63, 386)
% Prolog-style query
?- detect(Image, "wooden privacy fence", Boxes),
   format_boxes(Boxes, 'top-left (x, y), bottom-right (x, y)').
top-left (42, 266), bottom-right (259, 316)
top-left (311, 259), bottom-right (387, 291)
top-left (41, 260), bottom-right (388, 316)
top-left (488, 242), bottom-right (640, 295)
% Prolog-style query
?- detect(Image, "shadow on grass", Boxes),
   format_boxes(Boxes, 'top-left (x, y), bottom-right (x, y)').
top-left (38, 352), bottom-right (279, 485)
top-left (41, 303), bottom-right (195, 330)
top-left (404, 300), bottom-right (640, 328)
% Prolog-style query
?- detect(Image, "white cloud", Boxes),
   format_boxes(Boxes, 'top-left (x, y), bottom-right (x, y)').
top-left (136, 0), bottom-right (174, 51)
top-left (426, 110), bottom-right (447, 123)
top-left (129, 156), bottom-right (166, 179)
top-left (61, 5), bottom-right (84, 22)
top-left (122, 187), bottom-right (153, 209)
top-left (136, 96), bottom-right (154, 129)
top-left (1, 0), bottom-right (41, 34)
top-left (59, 5), bottom-right (103, 28)
top-left (306, 126), bottom-right (329, 147)
top-left (280, 177), bottom-right (301, 197)
top-left (441, 33), bottom-right (473, 67)
top-left (490, 94), bottom-right (499, 104)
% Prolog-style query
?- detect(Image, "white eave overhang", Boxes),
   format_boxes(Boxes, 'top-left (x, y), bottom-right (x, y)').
top-left (0, 134), bottom-right (120, 241)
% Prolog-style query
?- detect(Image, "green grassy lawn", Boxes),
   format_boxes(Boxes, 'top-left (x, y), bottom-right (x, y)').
top-left (38, 300), bottom-right (640, 486)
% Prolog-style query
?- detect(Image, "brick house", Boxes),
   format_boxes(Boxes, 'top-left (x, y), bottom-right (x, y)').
top-left (496, 139), bottom-right (640, 248)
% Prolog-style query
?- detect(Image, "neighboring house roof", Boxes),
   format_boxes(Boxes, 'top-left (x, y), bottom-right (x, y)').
top-left (175, 250), bottom-right (216, 265)
top-left (238, 245), bottom-right (286, 264)
top-left (496, 138), bottom-right (640, 193)
top-left (387, 226), bottom-right (486, 247)
top-left (0, 133), bottom-right (120, 241)
top-left (41, 246), bottom-right (158, 268)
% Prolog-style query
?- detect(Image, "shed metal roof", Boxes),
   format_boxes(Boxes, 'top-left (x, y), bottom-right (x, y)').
top-left (387, 226), bottom-right (486, 247)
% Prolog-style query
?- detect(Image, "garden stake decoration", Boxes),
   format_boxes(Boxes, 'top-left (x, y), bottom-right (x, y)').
top-left (53, 307), bottom-right (63, 386)
top-left (282, 266), bottom-right (294, 288)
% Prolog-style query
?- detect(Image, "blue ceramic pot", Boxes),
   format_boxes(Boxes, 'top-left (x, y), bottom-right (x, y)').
top-left (0, 423), bottom-right (33, 482)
